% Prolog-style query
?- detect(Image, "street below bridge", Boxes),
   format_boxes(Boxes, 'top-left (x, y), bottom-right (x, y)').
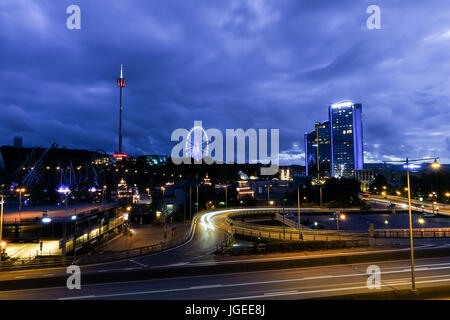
top-left (2, 256), bottom-right (450, 300)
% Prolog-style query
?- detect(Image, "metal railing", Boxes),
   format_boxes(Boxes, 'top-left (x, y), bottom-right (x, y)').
top-left (233, 227), bottom-right (366, 242)
top-left (226, 209), bottom-right (368, 239)
top-left (0, 216), bottom-right (199, 271)
top-left (374, 228), bottom-right (450, 238)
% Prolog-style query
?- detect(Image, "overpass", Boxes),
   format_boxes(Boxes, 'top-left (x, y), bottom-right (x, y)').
top-left (367, 194), bottom-right (450, 216)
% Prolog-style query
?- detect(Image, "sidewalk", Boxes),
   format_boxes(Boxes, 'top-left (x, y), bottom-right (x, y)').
top-left (98, 222), bottom-right (191, 252)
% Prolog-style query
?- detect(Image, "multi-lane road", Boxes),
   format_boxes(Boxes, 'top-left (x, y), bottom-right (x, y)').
top-left (1, 207), bottom-right (450, 299)
top-left (2, 256), bottom-right (450, 300)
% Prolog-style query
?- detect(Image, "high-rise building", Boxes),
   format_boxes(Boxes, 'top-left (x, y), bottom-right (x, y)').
top-left (304, 121), bottom-right (331, 177)
top-left (328, 101), bottom-right (363, 178)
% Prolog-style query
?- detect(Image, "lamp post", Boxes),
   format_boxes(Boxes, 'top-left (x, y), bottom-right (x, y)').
top-left (196, 185), bottom-right (199, 214)
top-left (57, 186), bottom-right (71, 256)
top-left (297, 187), bottom-right (301, 229)
top-left (16, 188), bottom-right (26, 222)
top-left (0, 195), bottom-right (4, 262)
top-left (335, 213), bottom-right (346, 231)
top-left (265, 184), bottom-right (272, 206)
top-left (388, 157), bottom-right (440, 291)
top-left (225, 185), bottom-right (228, 209)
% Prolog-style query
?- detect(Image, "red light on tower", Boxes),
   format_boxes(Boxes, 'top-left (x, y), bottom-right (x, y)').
top-left (117, 64), bottom-right (126, 87)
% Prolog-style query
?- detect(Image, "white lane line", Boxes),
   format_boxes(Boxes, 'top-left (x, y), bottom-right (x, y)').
top-left (264, 290), bottom-right (298, 296)
top-left (224, 277), bottom-right (450, 300)
top-left (160, 262), bottom-right (189, 267)
top-left (61, 295), bottom-right (96, 300)
top-left (189, 284), bottom-right (222, 290)
top-left (402, 267), bottom-right (429, 272)
top-left (14, 276), bottom-right (25, 279)
top-left (129, 259), bottom-right (147, 268)
top-left (57, 265), bottom-right (450, 300)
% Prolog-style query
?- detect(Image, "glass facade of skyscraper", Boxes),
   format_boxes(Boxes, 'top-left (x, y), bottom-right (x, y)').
top-left (304, 121), bottom-right (331, 177)
top-left (328, 101), bottom-right (363, 178)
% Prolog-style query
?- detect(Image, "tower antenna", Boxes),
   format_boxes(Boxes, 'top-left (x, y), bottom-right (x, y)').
top-left (116, 64), bottom-right (126, 155)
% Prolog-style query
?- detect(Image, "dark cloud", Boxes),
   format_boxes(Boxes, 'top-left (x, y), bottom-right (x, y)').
top-left (0, 0), bottom-right (449, 164)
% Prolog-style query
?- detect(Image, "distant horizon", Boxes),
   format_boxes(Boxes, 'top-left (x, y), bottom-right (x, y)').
top-left (1, 143), bottom-right (448, 167)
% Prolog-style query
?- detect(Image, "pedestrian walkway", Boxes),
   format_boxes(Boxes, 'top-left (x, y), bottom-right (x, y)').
top-left (98, 222), bottom-right (191, 252)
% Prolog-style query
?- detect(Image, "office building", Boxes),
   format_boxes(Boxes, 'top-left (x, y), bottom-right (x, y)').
top-left (328, 101), bottom-right (363, 178)
top-left (304, 121), bottom-right (331, 177)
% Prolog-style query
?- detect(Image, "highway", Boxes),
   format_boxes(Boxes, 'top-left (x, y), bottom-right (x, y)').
top-left (367, 195), bottom-right (450, 216)
top-left (1, 207), bottom-right (450, 299)
top-left (2, 257), bottom-right (450, 299)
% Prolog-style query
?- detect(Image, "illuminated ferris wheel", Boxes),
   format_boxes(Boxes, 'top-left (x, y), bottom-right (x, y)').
top-left (185, 125), bottom-right (209, 162)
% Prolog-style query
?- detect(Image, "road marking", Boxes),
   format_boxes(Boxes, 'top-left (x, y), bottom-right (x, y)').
top-left (225, 277), bottom-right (450, 300)
top-left (162, 262), bottom-right (189, 267)
top-left (189, 284), bottom-right (222, 290)
top-left (43, 274), bottom-right (54, 277)
top-left (129, 259), bottom-right (147, 268)
top-left (14, 276), bottom-right (25, 279)
top-left (402, 267), bottom-right (429, 272)
top-left (264, 290), bottom-right (298, 296)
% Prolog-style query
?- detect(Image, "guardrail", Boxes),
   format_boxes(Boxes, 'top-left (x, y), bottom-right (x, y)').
top-left (215, 232), bottom-right (235, 254)
top-left (2, 203), bottom-right (120, 225)
top-left (0, 215), bottom-right (199, 271)
top-left (374, 228), bottom-right (450, 238)
top-left (226, 209), bottom-right (368, 239)
top-left (233, 227), bottom-right (366, 242)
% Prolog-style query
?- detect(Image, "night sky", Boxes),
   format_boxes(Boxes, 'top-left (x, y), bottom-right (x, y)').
top-left (1, 0), bottom-right (449, 164)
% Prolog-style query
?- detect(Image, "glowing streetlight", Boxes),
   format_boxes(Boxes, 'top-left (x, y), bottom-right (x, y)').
top-left (431, 159), bottom-right (441, 170)
top-left (0, 195), bottom-right (4, 263)
top-left (418, 218), bottom-right (425, 225)
top-left (42, 217), bottom-right (52, 224)
top-left (57, 186), bottom-right (71, 256)
top-left (15, 188), bottom-right (26, 221)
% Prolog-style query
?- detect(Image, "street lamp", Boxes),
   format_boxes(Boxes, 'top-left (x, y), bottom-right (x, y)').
top-left (389, 157), bottom-right (440, 291)
top-left (265, 184), bottom-right (272, 206)
top-left (15, 188), bottom-right (26, 222)
top-left (335, 213), bottom-right (346, 230)
top-left (0, 195), bottom-right (4, 263)
top-left (57, 186), bottom-right (71, 256)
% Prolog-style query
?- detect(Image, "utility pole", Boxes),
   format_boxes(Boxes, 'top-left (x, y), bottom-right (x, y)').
top-left (225, 186), bottom-right (228, 208)
top-left (196, 185), bottom-right (199, 213)
top-left (297, 187), bottom-right (301, 229)
top-left (406, 158), bottom-right (416, 291)
top-left (189, 186), bottom-right (192, 219)
top-left (0, 195), bottom-right (4, 262)
top-left (315, 122), bottom-right (323, 207)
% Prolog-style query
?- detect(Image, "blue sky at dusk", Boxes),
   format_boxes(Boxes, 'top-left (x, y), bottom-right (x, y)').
top-left (1, 0), bottom-right (449, 165)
